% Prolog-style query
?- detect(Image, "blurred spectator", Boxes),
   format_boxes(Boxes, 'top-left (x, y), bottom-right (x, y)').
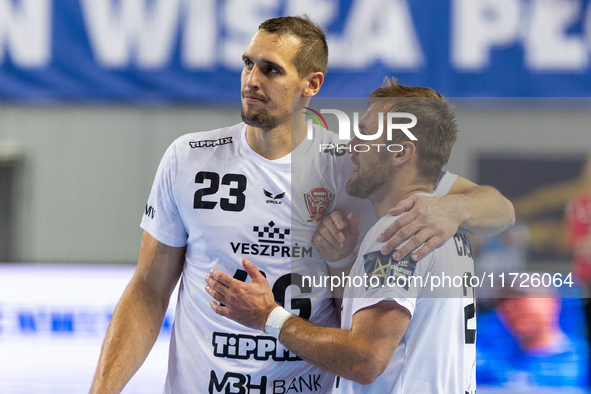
top-left (477, 291), bottom-right (589, 389)
top-left (566, 154), bottom-right (591, 383)
top-left (566, 155), bottom-right (591, 285)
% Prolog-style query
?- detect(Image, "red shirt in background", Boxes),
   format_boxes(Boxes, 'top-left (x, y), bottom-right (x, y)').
top-left (566, 191), bottom-right (591, 284)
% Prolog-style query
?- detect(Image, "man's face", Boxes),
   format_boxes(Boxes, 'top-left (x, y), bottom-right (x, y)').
top-left (497, 297), bottom-right (559, 343)
top-left (241, 30), bottom-right (307, 129)
top-left (346, 107), bottom-right (393, 199)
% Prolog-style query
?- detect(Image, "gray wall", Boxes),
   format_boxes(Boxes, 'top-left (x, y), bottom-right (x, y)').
top-left (0, 103), bottom-right (589, 263)
top-left (449, 103), bottom-right (591, 178)
top-left (0, 105), bottom-right (241, 263)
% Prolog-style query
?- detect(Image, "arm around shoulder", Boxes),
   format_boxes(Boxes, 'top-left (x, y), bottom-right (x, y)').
top-left (448, 176), bottom-right (515, 237)
top-left (90, 231), bottom-right (185, 394)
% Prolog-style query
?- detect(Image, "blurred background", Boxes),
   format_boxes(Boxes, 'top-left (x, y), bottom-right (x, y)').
top-left (1, 0), bottom-right (591, 392)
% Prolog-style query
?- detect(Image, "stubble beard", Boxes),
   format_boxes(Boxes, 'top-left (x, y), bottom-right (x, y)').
top-left (346, 161), bottom-right (390, 200)
top-left (241, 106), bottom-right (279, 130)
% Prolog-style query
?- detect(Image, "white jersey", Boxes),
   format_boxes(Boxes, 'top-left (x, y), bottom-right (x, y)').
top-left (140, 123), bottom-right (457, 394)
top-left (336, 201), bottom-right (477, 394)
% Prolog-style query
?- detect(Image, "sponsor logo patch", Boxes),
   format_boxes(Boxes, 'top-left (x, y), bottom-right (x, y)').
top-left (209, 370), bottom-right (323, 393)
top-left (263, 189), bottom-right (285, 205)
top-left (189, 137), bottom-right (232, 148)
top-left (228, 221), bottom-right (313, 258)
top-left (144, 204), bottom-right (155, 219)
top-left (363, 250), bottom-right (416, 290)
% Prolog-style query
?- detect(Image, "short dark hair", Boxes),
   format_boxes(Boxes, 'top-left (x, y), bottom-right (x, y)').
top-left (369, 78), bottom-right (457, 185)
top-left (259, 15), bottom-right (328, 78)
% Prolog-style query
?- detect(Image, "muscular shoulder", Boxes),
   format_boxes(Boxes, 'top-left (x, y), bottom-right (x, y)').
top-left (165, 123), bottom-right (244, 165)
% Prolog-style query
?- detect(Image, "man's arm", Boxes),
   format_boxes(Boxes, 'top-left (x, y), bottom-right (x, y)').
top-left (90, 231), bottom-right (185, 394)
top-left (205, 259), bottom-right (410, 385)
top-left (380, 176), bottom-right (515, 260)
top-left (279, 300), bottom-right (409, 384)
top-left (447, 177), bottom-right (515, 236)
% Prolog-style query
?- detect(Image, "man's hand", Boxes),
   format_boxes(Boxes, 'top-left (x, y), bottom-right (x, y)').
top-left (205, 258), bottom-right (278, 332)
top-left (379, 194), bottom-right (461, 261)
top-left (313, 211), bottom-right (360, 262)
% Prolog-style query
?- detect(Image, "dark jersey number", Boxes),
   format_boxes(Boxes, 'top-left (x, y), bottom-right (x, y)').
top-left (220, 173), bottom-right (247, 212)
top-left (193, 172), bottom-right (219, 209)
top-left (462, 271), bottom-right (476, 344)
top-left (228, 269), bottom-right (312, 320)
top-left (193, 171), bottom-right (247, 212)
top-left (464, 302), bottom-right (476, 344)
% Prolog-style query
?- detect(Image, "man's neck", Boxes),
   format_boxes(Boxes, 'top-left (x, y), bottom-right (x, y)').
top-left (245, 116), bottom-right (307, 160)
top-left (371, 175), bottom-right (434, 217)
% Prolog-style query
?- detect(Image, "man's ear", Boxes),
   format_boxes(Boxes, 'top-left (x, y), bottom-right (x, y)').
top-left (393, 142), bottom-right (416, 166)
top-left (303, 72), bottom-right (324, 97)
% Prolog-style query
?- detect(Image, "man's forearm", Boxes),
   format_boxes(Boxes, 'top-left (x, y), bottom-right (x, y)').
top-left (90, 278), bottom-right (168, 393)
top-left (451, 184), bottom-right (515, 237)
top-left (278, 316), bottom-right (383, 385)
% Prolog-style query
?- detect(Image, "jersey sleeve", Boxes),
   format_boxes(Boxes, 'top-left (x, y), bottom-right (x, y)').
top-left (349, 220), bottom-right (434, 318)
top-left (140, 141), bottom-right (188, 247)
top-left (433, 171), bottom-right (458, 197)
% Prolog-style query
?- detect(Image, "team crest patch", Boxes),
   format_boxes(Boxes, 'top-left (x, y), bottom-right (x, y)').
top-left (363, 251), bottom-right (417, 290)
top-left (304, 188), bottom-right (335, 222)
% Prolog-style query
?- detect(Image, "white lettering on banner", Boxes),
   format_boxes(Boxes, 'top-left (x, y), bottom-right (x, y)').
top-left (586, 1), bottom-right (591, 52)
top-left (525, 0), bottom-right (587, 70)
top-left (452, 0), bottom-right (521, 70)
top-left (5, 0), bottom-right (591, 74)
top-left (453, 0), bottom-right (591, 72)
top-left (182, 0), bottom-right (216, 68)
top-left (80, 0), bottom-right (181, 68)
top-left (222, 0), bottom-right (280, 70)
top-left (329, 0), bottom-right (424, 68)
top-left (0, 0), bottom-right (51, 67)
